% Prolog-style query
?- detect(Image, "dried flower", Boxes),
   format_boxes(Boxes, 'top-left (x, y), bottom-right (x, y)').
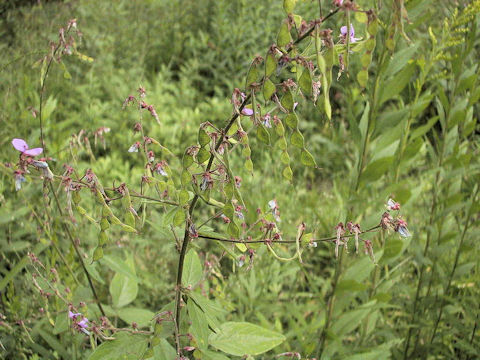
top-left (335, 222), bottom-right (345, 258)
top-left (347, 222), bottom-right (361, 253)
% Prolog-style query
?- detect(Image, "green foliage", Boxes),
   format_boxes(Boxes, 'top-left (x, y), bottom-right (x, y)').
top-left (1, 0), bottom-right (479, 359)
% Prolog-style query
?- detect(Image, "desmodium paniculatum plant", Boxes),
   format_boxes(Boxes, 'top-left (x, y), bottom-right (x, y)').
top-left (1, 0), bottom-right (479, 359)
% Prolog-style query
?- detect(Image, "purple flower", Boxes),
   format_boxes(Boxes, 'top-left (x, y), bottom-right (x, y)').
top-left (68, 311), bottom-right (81, 319)
top-left (241, 108), bottom-right (254, 116)
top-left (68, 310), bottom-right (90, 335)
top-left (340, 24), bottom-right (360, 43)
top-left (395, 219), bottom-right (411, 238)
top-left (77, 318), bottom-right (89, 329)
top-left (12, 138), bottom-right (43, 157)
top-left (262, 114), bottom-right (272, 128)
top-left (268, 199), bottom-right (281, 222)
top-left (14, 170), bottom-right (26, 191)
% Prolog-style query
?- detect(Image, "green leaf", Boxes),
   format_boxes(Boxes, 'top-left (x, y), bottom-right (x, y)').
top-left (153, 339), bottom-right (177, 360)
top-left (187, 300), bottom-right (210, 349)
top-left (118, 308), bottom-right (155, 328)
top-left (379, 63), bottom-right (416, 105)
top-left (410, 116), bottom-right (439, 140)
top-left (380, 239), bottom-right (404, 263)
top-left (197, 147), bottom-right (210, 164)
top-left (331, 308), bottom-right (371, 336)
top-left (263, 78), bottom-right (276, 101)
top-left (209, 322), bottom-right (285, 356)
top-left (336, 279), bottom-right (368, 293)
top-left (277, 21), bottom-right (292, 48)
top-left (173, 208), bottom-right (186, 227)
top-left (178, 189), bottom-right (190, 205)
top-left (227, 222), bottom-right (240, 238)
top-left (182, 152), bottom-right (194, 168)
top-left (246, 65), bottom-right (259, 88)
top-left (290, 130), bottom-right (304, 148)
top-left (361, 156), bottom-right (394, 182)
top-left (103, 255), bottom-right (138, 281)
top-left (256, 124), bottom-right (271, 144)
top-left (300, 149), bottom-right (316, 167)
top-left (181, 169), bottom-right (191, 186)
top-left (109, 256), bottom-right (138, 308)
top-left (189, 292), bottom-right (226, 333)
top-left (183, 249), bottom-right (203, 288)
top-left (198, 128), bottom-right (211, 147)
top-left (88, 333), bottom-right (148, 360)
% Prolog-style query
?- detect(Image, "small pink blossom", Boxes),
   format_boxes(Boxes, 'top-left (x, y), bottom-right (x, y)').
top-left (395, 218), bottom-right (411, 238)
top-left (241, 108), bottom-right (254, 116)
top-left (262, 113), bottom-right (272, 128)
top-left (128, 142), bottom-right (140, 153)
top-left (387, 198), bottom-right (401, 211)
top-left (340, 24), bottom-right (361, 43)
top-left (12, 138), bottom-right (43, 157)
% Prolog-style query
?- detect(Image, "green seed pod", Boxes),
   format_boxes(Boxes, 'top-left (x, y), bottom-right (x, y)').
top-left (98, 230), bottom-right (108, 246)
top-left (100, 217), bottom-right (110, 230)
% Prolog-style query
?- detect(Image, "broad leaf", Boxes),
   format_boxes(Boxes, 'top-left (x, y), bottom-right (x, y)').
top-left (209, 322), bottom-right (285, 356)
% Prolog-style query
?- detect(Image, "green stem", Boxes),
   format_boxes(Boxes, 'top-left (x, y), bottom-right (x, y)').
top-left (173, 94), bottom-right (251, 355)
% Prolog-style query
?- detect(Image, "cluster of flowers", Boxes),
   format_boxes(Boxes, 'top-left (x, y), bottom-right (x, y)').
top-left (334, 199), bottom-right (411, 262)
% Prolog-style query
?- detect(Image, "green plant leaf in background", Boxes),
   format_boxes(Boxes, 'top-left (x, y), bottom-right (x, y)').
top-left (209, 322), bottom-right (285, 356)
top-left (109, 255), bottom-right (138, 308)
top-left (183, 249), bottom-right (203, 288)
top-left (88, 333), bottom-right (148, 360)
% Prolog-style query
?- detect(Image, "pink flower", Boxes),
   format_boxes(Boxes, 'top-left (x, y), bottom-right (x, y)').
top-left (241, 108), bottom-right (254, 116)
top-left (387, 198), bottom-right (401, 211)
top-left (128, 142), bottom-right (140, 153)
top-left (12, 138), bottom-right (43, 157)
top-left (340, 24), bottom-right (360, 43)
top-left (262, 113), bottom-right (272, 128)
top-left (395, 218), bottom-right (411, 238)
top-left (334, 0), bottom-right (343, 5)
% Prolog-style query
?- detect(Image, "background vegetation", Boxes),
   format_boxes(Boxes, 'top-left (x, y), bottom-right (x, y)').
top-left (1, 0), bottom-right (479, 359)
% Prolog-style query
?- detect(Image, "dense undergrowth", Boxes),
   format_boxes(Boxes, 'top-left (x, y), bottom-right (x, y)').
top-left (0, 0), bottom-right (479, 359)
